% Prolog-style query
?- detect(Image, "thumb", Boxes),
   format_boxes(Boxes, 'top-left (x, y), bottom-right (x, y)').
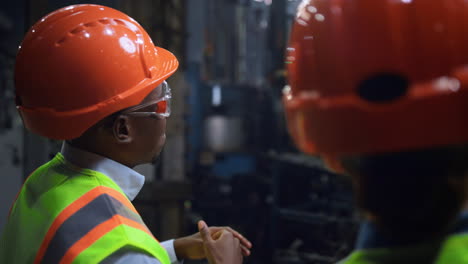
top-left (198, 220), bottom-right (213, 243)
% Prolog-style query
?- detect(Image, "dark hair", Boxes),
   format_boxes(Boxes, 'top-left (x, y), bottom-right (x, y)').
top-left (341, 145), bottom-right (468, 243)
top-left (98, 109), bottom-right (124, 130)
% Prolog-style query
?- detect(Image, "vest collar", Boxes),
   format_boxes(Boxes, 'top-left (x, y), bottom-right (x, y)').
top-left (60, 142), bottom-right (145, 201)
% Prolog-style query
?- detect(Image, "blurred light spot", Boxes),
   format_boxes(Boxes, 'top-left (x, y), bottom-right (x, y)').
top-left (434, 77), bottom-right (460, 92)
top-left (315, 14), bottom-right (325, 22)
top-left (297, 0), bottom-right (312, 21)
top-left (307, 6), bottom-right (317, 13)
top-left (283, 85), bottom-right (292, 100)
top-left (212, 84), bottom-right (222, 106)
top-left (297, 19), bottom-right (308, 26)
top-left (119, 37), bottom-right (136, 53)
top-left (104, 27), bottom-right (114, 36)
top-left (126, 22), bottom-right (139, 32)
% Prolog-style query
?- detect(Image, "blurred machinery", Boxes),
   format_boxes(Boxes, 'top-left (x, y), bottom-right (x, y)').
top-left (184, 0), bottom-right (359, 263)
top-left (0, 0), bottom-right (26, 234)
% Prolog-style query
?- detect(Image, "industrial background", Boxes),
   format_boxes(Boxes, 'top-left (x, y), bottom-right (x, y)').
top-left (0, 0), bottom-right (359, 263)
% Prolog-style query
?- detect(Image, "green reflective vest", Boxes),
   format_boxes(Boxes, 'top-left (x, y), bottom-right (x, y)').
top-left (341, 233), bottom-right (468, 264)
top-left (0, 153), bottom-right (170, 264)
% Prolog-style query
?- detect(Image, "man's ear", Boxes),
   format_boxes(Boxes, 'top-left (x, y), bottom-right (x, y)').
top-left (113, 115), bottom-right (133, 143)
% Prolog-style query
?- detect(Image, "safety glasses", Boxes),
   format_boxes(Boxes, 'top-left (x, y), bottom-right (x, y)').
top-left (121, 81), bottom-right (172, 119)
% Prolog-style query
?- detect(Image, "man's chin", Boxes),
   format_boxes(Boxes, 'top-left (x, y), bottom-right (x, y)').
top-left (150, 141), bottom-right (165, 165)
top-left (151, 154), bottom-right (162, 165)
top-left (151, 147), bottom-right (164, 165)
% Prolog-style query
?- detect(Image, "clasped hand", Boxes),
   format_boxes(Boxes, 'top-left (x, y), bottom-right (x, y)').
top-left (173, 220), bottom-right (252, 264)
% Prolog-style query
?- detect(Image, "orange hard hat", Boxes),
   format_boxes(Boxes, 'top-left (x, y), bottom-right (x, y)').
top-left (284, 0), bottom-right (468, 157)
top-left (15, 4), bottom-right (179, 140)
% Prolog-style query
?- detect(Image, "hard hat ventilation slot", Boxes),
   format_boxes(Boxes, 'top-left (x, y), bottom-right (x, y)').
top-left (84, 22), bottom-right (98, 27)
top-left (56, 37), bottom-right (66, 46)
top-left (114, 19), bottom-right (125, 26)
top-left (70, 26), bottom-right (84, 35)
top-left (357, 73), bottom-right (408, 103)
top-left (98, 19), bottom-right (111, 24)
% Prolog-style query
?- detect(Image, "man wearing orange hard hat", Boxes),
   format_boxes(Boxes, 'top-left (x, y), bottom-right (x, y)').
top-left (0, 4), bottom-right (250, 264)
top-left (284, 0), bottom-right (468, 262)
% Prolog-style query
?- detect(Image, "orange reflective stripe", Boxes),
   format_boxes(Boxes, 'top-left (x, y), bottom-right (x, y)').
top-left (101, 186), bottom-right (139, 214)
top-left (34, 186), bottom-right (137, 264)
top-left (59, 215), bottom-right (152, 264)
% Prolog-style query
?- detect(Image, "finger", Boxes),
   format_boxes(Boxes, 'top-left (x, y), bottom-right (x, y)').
top-left (218, 229), bottom-right (233, 240)
top-left (212, 230), bottom-right (223, 240)
top-left (225, 227), bottom-right (252, 248)
top-left (206, 226), bottom-right (227, 238)
top-left (235, 238), bottom-right (242, 256)
top-left (225, 227), bottom-right (250, 247)
top-left (235, 237), bottom-right (240, 248)
top-left (198, 220), bottom-right (213, 243)
top-left (206, 226), bottom-right (245, 242)
top-left (240, 244), bottom-right (251, 257)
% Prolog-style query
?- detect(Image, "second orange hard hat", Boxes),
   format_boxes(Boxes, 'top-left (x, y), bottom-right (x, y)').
top-left (15, 4), bottom-right (179, 140)
top-left (284, 0), bottom-right (468, 157)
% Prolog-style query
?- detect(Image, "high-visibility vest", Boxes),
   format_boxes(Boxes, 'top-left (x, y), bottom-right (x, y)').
top-left (0, 153), bottom-right (170, 264)
top-left (341, 233), bottom-right (468, 264)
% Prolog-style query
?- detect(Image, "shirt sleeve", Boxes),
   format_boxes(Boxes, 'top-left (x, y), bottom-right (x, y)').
top-left (160, 239), bottom-right (182, 264)
top-left (100, 240), bottom-right (181, 264)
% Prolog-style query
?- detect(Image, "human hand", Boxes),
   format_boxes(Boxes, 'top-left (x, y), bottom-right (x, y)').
top-left (198, 220), bottom-right (243, 264)
top-left (173, 221), bottom-right (252, 260)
